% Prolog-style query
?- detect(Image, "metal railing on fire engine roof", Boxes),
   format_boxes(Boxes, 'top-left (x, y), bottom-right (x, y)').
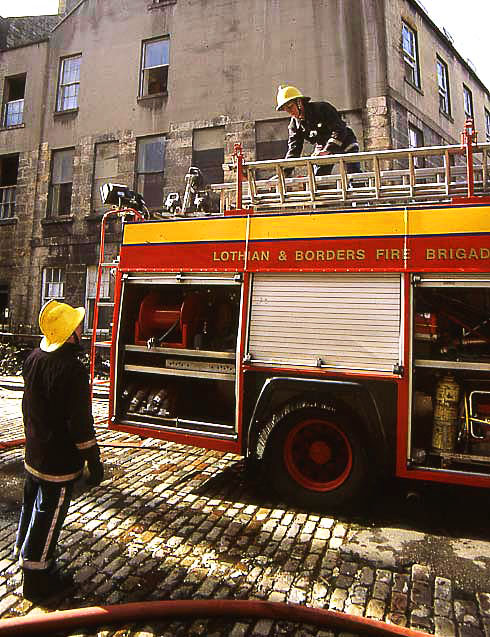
top-left (211, 119), bottom-right (490, 215)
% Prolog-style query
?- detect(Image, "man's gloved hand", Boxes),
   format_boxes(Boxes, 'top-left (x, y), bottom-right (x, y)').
top-left (86, 459), bottom-right (104, 486)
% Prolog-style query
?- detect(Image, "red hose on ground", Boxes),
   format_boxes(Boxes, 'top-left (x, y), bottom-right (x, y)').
top-left (0, 599), bottom-right (429, 636)
top-left (0, 439), bottom-right (24, 451)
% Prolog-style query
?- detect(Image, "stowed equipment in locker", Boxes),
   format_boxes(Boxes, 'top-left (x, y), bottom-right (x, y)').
top-left (411, 275), bottom-right (490, 472)
top-left (114, 276), bottom-right (240, 439)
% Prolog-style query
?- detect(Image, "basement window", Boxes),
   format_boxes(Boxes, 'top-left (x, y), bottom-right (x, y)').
top-left (42, 267), bottom-right (65, 306)
top-left (140, 37), bottom-right (169, 97)
top-left (2, 74), bottom-right (26, 127)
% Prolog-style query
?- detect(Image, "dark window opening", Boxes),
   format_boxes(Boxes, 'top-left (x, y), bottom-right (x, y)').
top-left (136, 136), bottom-right (166, 208)
top-left (0, 284), bottom-right (9, 330)
top-left (192, 127), bottom-right (225, 186)
top-left (255, 119), bottom-right (289, 179)
top-left (47, 149), bottom-right (74, 217)
top-left (0, 155), bottom-right (18, 219)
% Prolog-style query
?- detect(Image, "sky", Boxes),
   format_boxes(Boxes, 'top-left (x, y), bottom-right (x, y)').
top-left (0, 0), bottom-right (489, 88)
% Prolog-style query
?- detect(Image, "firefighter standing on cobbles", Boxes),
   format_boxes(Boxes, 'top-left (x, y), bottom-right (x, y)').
top-left (276, 84), bottom-right (361, 176)
top-left (15, 300), bottom-right (104, 604)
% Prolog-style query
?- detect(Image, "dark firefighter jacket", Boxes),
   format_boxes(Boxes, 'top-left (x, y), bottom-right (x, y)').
top-left (285, 99), bottom-right (359, 160)
top-left (22, 343), bottom-right (99, 482)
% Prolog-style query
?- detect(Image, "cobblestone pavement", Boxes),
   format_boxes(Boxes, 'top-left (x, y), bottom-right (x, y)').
top-left (1, 384), bottom-right (490, 637)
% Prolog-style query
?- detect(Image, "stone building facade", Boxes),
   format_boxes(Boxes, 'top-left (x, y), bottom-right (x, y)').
top-left (0, 0), bottom-right (489, 334)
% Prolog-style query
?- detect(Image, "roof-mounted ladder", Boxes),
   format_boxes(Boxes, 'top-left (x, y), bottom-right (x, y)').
top-left (212, 120), bottom-right (490, 215)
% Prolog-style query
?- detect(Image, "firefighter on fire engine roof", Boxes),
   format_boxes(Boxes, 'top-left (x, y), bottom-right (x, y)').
top-left (276, 85), bottom-right (361, 176)
top-left (15, 300), bottom-right (104, 603)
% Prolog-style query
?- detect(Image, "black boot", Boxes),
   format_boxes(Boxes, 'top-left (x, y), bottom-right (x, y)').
top-left (22, 568), bottom-right (75, 603)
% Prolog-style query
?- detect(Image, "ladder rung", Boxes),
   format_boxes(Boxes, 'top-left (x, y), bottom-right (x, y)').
top-left (97, 302), bottom-right (114, 307)
top-left (100, 262), bottom-right (118, 267)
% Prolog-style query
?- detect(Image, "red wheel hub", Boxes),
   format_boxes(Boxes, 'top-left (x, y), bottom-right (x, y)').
top-left (284, 418), bottom-right (352, 492)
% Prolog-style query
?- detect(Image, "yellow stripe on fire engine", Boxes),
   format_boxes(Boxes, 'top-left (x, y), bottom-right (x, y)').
top-left (123, 205), bottom-right (490, 246)
top-left (123, 217), bottom-right (248, 245)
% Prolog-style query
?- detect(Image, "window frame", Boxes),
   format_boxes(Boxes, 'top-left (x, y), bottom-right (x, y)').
top-left (136, 135), bottom-right (166, 209)
top-left (463, 84), bottom-right (474, 119)
top-left (402, 21), bottom-right (420, 89)
top-left (436, 57), bottom-right (450, 116)
top-left (91, 141), bottom-right (119, 214)
top-left (56, 54), bottom-right (81, 113)
top-left (47, 148), bottom-right (74, 218)
top-left (408, 123), bottom-right (425, 169)
top-left (485, 109), bottom-right (490, 143)
top-left (192, 126), bottom-right (225, 186)
top-left (2, 73), bottom-right (26, 128)
top-left (139, 37), bottom-right (170, 98)
top-left (85, 264), bottom-right (111, 332)
top-left (41, 267), bottom-right (65, 306)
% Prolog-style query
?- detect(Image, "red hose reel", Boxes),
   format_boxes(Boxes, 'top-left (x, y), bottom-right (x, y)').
top-left (134, 291), bottom-right (204, 348)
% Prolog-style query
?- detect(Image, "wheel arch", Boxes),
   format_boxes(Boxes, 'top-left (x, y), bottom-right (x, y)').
top-left (246, 376), bottom-right (389, 473)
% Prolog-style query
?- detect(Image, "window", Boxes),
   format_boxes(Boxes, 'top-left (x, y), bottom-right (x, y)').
top-left (0, 155), bottom-right (18, 219)
top-left (463, 85), bottom-right (474, 119)
top-left (42, 267), bottom-right (65, 306)
top-left (408, 124), bottom-right (424, 168)
top-left (57, 55), bottom-right (81, 111)
top-left (485, 109), bottom-right (490, 142)
top-left (140, 38), bottom-right (169, 97)
top-left (255, 119), bottom-right (289, 179)
top-left (2, 74), bottom-right (26, 127)
top-left (136, 136), bottom-right (166, 208)
top-left (85, 265), bottom-right (111, 332)
top-left (0, 284), bottom-right (9, 331)
top-left (47, 149), bottom-right (74, 217)
top-left (402, 22), bottom-right (420, 88)
top-left (192, 127), bottom-right (225, 185)
top-left (92, 142), bottom-right (119, 213)
top-left (436, 57), bottom-right (450, 116)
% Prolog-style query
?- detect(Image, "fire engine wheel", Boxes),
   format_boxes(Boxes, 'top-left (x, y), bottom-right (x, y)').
top-left (264, 403), bottom-right (367, 509)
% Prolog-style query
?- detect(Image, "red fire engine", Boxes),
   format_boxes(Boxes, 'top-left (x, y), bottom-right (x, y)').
top-left (95, 120), bottom-right (490, 508)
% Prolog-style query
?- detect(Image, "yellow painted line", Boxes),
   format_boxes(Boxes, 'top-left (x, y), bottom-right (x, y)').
top-left (123, 206), bottom-right (490, 246)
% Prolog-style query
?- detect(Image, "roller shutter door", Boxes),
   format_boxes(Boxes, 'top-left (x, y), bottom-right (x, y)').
top-left (248, 272), bottom-right (402, 372)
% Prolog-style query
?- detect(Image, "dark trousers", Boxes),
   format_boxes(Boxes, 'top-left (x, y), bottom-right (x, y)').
top-left (315, 160), bottom-right (361, 177)
top-left (16, 473), bottom-right (73, 571)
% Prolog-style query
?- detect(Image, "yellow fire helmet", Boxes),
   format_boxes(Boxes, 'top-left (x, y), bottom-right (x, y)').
top-left (276, 85), bottom-right (307, 111)
top-left (38, 299), bottom-right (85, 352)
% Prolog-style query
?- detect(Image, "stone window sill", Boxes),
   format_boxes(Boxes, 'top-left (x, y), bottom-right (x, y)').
top-left (137, 92), bottom-right (168, 102)
top-left (42, 215), bottom-right (74, 225)
top-left (440, 109), bottom-right (454, 123)
top-left (148, 0), bottom-right (176, 9)
top-left (404, 78), bottom-right (424, 96)
top-left (54, 108), bottom-right (79, 118)
top-left (0, 124), bottom-right (25, 132)
top-left (0, 217), bottom-right (18, 226)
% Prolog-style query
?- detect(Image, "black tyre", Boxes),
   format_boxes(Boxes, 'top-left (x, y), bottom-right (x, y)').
top-left (263, 401), bottom-right (367, 510)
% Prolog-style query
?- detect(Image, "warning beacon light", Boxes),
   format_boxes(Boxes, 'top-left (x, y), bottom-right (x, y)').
top-left (100, 183), bottom-right (147, 213)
